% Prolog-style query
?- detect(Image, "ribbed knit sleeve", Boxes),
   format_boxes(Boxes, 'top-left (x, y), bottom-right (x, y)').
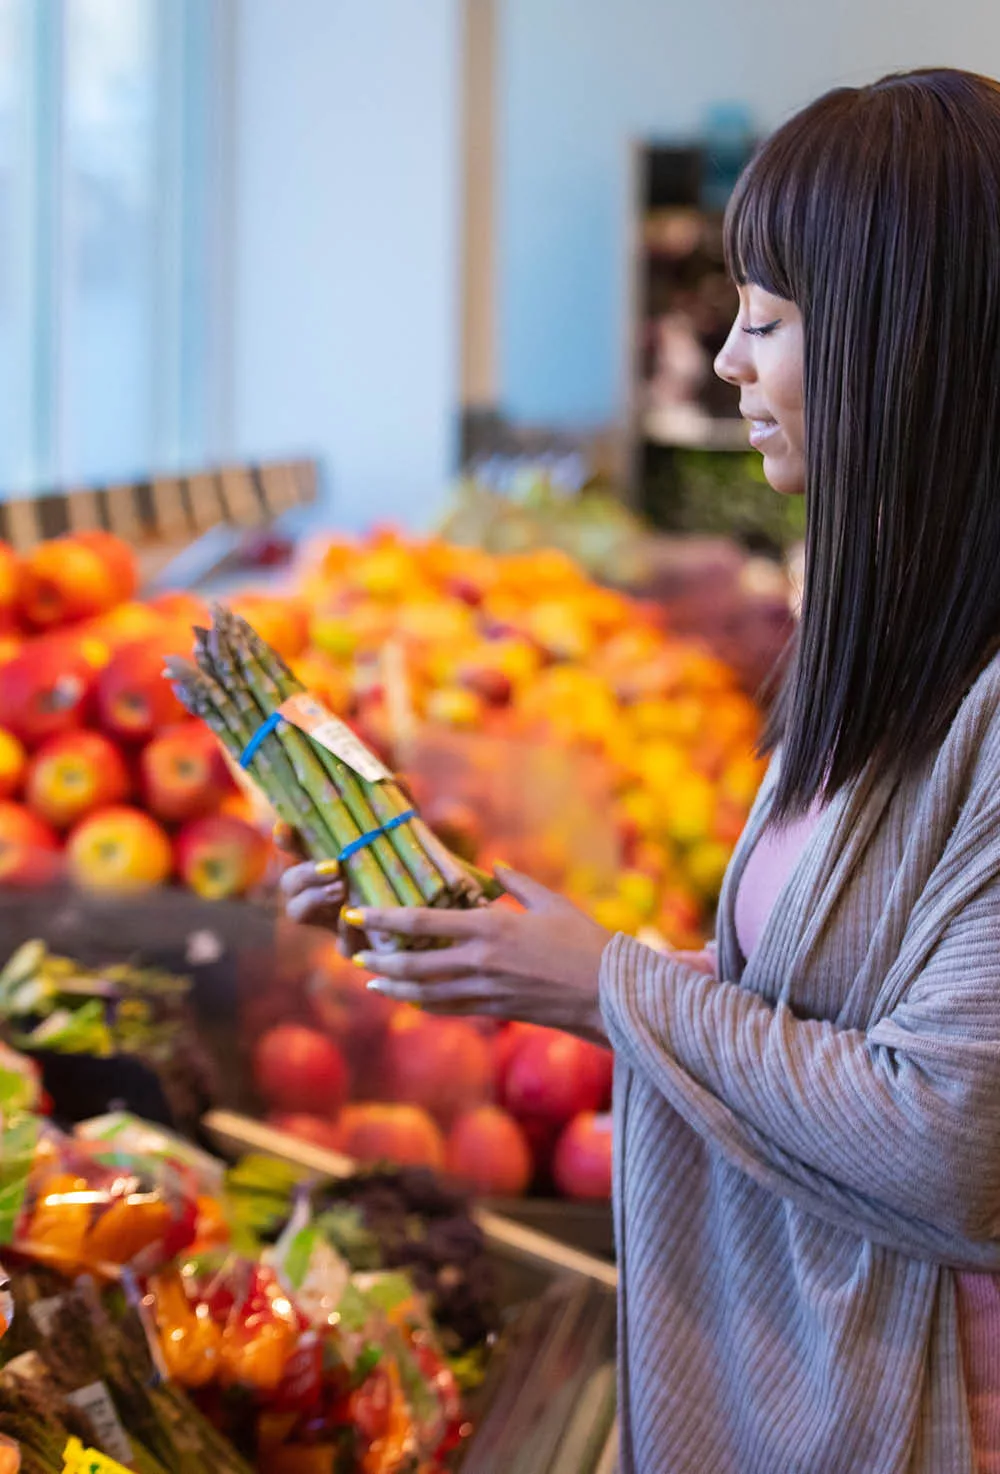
top-left (600, 875), bottom-right (1000, 1268)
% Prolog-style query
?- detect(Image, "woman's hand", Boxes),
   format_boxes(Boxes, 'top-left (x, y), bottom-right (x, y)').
top-left (343, 866), bottom-right (613, 1044)
top-left (273, 827), bottom-right (614, 1042)
top-left (274, 824), bottom-right (367, 956)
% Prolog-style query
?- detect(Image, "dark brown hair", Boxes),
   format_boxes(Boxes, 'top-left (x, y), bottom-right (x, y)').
top-left (725, 69), bottom-right (1000, 817)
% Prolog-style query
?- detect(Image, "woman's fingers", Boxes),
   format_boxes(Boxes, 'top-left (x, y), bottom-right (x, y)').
top-left (285, 879), bottom-right (348, 928)
top-left (280, 858), bottom-right (341, 901)
top-left (337, 917), bottom-right (369, 958)
top-left (491, 863), bottom-right (565, 912)
top-left (346, 905), bottom-right (491, 942)
top-left (366, 975), bottom-right (509, 1007)
top-left (354, 942), bottom-right (486, 981)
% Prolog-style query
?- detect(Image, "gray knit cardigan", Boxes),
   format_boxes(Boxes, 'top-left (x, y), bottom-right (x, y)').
top-left (599, 651), bottom-right (1000, 1473)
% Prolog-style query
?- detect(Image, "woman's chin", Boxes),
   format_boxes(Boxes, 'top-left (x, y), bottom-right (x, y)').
top-left (760, 450), bottom-right (806, 497)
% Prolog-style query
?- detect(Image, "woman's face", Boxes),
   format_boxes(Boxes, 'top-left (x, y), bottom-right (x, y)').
top-left (714, 286), bottom-right (805, 496)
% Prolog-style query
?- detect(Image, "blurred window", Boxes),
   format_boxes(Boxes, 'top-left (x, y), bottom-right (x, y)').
top-left (0, 0), bottom-right (228, 498)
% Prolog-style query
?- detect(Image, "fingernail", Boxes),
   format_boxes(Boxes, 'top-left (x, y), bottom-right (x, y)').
top-left (494, 860), bottom-right (511, 871)
top-left (365, 978), bottom-right (384, 992)
top-left (315, 859), bottom-right (341, 878)
top-left (342, 907), bottom-right (365, 927)
top-left (352, 954), bottom-right (371, 970)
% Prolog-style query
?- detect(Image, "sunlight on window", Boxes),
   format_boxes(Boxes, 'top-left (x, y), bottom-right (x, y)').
top-left (0, 0), bottom-right (222, 500)
top-left (0, 0), bottom-right (31, 491)
top-left (63, 0), bottom-right (158, 481)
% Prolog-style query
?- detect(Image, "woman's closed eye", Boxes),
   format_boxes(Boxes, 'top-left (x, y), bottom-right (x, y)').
top-left (742, 319), bottom-right (782, 337)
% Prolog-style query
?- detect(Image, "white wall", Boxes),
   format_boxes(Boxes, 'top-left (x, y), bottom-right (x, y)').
top-left (230, 0), bottom-right (462, 529)
top-left (498, 0), bottom-right (1000, 428)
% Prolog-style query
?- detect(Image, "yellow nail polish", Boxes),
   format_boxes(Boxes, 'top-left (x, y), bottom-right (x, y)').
top-left (351, 954), bottom-right (369, 969)
top-left (315, 859), bottom-right (341, 877)
top-left (494, 859), bottom-right (512, 871)
top-left (342, 907), bottom-right (365, 927)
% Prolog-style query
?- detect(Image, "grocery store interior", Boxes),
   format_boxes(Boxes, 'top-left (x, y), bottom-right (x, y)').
top-left (0, 3), bottom-right (997, 1471)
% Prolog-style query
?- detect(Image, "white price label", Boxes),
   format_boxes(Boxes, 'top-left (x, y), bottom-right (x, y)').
top-left (67, 1382), bottom-right (133, 1465)
top-left (280, 693), bottom-right (391, 783)
top-left (29, 1296), bottom-right (63, 1338)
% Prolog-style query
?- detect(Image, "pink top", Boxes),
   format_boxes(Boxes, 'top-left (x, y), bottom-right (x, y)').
top-left (732, 809), bottom-right (1000, 1469)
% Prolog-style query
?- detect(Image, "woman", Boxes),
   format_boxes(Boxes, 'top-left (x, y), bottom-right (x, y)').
top-left (282, 70), bottom-right (1000, 1473)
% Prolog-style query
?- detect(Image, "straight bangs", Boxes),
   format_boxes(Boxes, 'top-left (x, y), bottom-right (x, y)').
top-left (723, 88), bottom-right (858, 303)
top-left (722, 71), bottom-right (1000, 819)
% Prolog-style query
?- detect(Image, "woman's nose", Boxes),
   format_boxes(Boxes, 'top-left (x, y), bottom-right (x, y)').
top-left (714, 320), bottom-right (753, 386)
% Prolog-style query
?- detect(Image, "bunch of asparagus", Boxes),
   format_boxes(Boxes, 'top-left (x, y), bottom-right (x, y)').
top-left (164, 606), bottom-right (496, 948)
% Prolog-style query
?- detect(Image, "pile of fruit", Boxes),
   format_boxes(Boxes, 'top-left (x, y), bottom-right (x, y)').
top-left (0, 525), bottom-right (765, 943)
top-left (0, 533), bottom-right (269, 900)
top-left (245, 929), bottom-right (615, 1202)
top-left (289, 529), bottom-right (765, 942)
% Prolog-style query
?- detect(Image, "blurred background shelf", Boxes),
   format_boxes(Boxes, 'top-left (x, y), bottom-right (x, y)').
top-left (642, 407), bottom-right (749, 452)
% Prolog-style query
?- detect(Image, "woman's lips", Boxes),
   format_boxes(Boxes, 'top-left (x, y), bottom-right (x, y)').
top-left (746, 418), bottom-right (780, 449)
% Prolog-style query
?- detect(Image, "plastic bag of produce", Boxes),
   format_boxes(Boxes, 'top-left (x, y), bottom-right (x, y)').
top-left (14, 1124), bottom-right (199, 1275)
top-left (272, 1199), bottom-right (461, 1468)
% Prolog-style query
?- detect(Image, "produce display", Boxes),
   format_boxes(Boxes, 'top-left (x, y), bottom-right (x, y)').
top-left (0, 532), bottom-right (265, 900)
top-left (165, 607), bottom-right (498, 943)
top-left (0, 942), bottom-right (216, 1136)
top-left (438, 471), bottom-right (797, 694)
top-left (242, 931), bottom-right (614, 1203)
top-left (0, 526), bottom-right (765, 945)
top-left (0, 1068), bottom-right (505, 1474)
top-left (0, 522), bottom-right (768, 1207)
top-left (288, 529), bottom-right (765, 942)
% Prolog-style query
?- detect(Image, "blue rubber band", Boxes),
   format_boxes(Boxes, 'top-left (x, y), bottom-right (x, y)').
top-left (239, 709), bottom-right (285, 768)
top-left (239, 712), bottom-right (414, 861)
top-left (339, 809), bottom-right (416, 862)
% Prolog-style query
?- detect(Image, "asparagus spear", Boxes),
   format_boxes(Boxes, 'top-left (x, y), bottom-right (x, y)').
top-left (219, 608), bottom-right (427, 908)
top-left (229, 612), bottom-right (478, 904)
top-left (193, 625), bottom-right (376, 876)
top-left (165, 658), bottom-right (398, 911)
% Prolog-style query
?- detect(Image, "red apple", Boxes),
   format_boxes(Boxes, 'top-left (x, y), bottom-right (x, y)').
top-left (0, 728), bottom-right (26, 801)
top-left (97, 634), bottom-right (187, 742)
top-left (0, 801), bottom-right (61, 887)
top-left (267, 1113), bottom-right (344, 1153)
top-left (175, 814), bottom-right (270, 900)
top-left (18, 535), bottom-right (120, 629)
top-left (501, 1030), bottom-right (613, 1127)
top-left (307, 943), bottom-right (394, 1052)
top-left (335, 1102), bottom-right (445, 1171)
top-left (491, 1022), bottom-right (542, 1092)
top-left (380, 1007), bottom-right (492, 1124)
top-left (0, 639), bottom-right (96, 747)
top-left (26, 730), bottom-right (131, 829)
top-left (446, 1106), bottom-right (532, 1197)
top-left (81, 602), bottom-right (165, 661)
top-left (140, 722), bottom-right (231, 824)
top-left (253, 1024), bottom-right (348, 1115)
top-left (67, 805), bottom-right (173, 892)
top-left (72, 530), bottom-right (138, 603)
top-left (553, 1111), bottom-right (613, 1200)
